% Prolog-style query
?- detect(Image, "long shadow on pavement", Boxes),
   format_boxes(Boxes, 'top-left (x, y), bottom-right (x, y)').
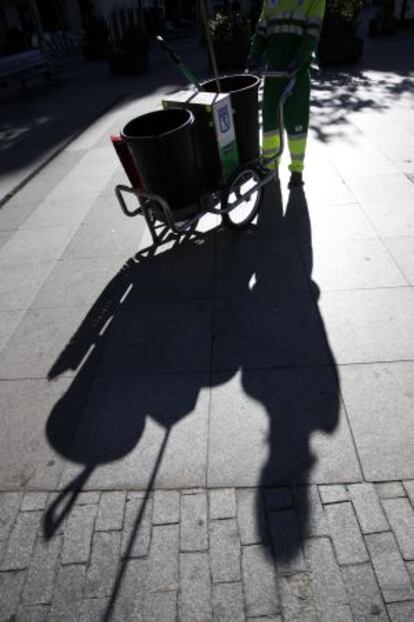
top-left (43, 179), bottom-right (340, 616)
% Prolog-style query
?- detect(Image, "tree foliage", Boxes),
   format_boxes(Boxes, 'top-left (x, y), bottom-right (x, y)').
top-left (208, 12), bottom-right (251, 48)
top-left (326, 0), bottom-right (364, 24)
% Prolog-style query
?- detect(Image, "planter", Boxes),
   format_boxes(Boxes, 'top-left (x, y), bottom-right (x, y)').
top-left (317, 37), bottom-right (364, 65)
top-left (369, 16), bottom-right (397, 36)
top-left (108, 50), bottom-right (149, 75)
top-left (212, 43), bottom-right (249, 73)
top-left (82, 41), bottom-right (108, 61)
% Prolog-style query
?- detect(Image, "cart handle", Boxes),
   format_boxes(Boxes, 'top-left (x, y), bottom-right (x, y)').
top-left (254, 69), bottom-right (300, 169)
top-left (260, 70), bottom-right (294, 79)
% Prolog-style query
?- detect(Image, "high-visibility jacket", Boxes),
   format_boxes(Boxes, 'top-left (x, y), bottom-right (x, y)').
top-left (251, 0), bottom-right (326, 70)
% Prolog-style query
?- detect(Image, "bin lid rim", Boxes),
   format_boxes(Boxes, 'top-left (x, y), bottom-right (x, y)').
top-left (121, 108), bottom-right (195, 141)
top-left (201, 73), bottom-right (260, 94)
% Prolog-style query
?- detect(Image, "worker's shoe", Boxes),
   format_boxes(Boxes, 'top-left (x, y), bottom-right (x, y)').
top-left (288, 171), bottom-right (304, 189)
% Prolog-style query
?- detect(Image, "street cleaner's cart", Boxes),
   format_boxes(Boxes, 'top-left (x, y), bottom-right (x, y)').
top-left (111, 67), bottom-right (297, 244)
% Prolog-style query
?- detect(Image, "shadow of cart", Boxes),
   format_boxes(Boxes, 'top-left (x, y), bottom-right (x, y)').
top-left (44, 178), bottom-right (340, 617)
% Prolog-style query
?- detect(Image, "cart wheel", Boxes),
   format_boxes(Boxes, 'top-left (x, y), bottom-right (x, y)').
top-left (222, 166), bottom-right (264, 230)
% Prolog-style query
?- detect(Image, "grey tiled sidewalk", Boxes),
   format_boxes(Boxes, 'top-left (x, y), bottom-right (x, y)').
top-left (2, 484), bottom-right (414, 620)
top-left (1, 33), bottom-right (414, 620)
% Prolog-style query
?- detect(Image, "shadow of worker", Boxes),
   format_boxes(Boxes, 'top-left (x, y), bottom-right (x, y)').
top-left (255, 183), bottom-right (341, 567)
top-left (211, 179), bottom-right (340, 567)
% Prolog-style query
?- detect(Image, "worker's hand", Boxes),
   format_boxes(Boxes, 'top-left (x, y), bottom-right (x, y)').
top-left (246, 53), bottom-right (261, 73)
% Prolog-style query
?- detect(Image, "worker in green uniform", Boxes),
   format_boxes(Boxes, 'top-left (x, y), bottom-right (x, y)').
top-left (247, 0), bottom-right (326, 188)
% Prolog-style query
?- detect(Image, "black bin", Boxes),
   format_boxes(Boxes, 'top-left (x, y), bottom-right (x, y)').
top-left (121, 108), bottom-right (200, 212)
top-left (201, 74), bottom-right (260, 165)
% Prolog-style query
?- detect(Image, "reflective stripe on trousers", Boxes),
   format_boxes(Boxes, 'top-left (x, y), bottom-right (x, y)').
top-left (288, 134), bottom-right (307, 172)
top-left (262, 131), bottom-right (280, 170)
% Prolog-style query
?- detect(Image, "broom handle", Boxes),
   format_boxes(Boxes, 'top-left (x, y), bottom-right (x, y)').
top-left (199, 0), bottom-right (221, 93)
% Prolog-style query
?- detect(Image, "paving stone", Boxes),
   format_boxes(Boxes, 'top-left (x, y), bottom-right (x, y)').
top-left (0, 306), bottom-right (92, 381)
top-left (305, 538), bottom-right (349, 610)
top-left (79, 597), bottom-right (109, 622)
top-left (387, 601), bottom-right (414, 621)
top-left (16, 604), bottom-right (50, 621)
top-left (111, 558), bottom-right (147, 621)
top-left (342, 563), bottom-right (388, 622)
top-left (247, 617), bottom-right (282, 622)
top-left (309, 235), bottom-right (408, 291)
top-left (31, 256), bottom-right (123, 309)
top-left (326, 502), bottom-right (369, 564)
top-left (62, 504), bottom-right (97, 564)
top-left (75, 492), bottom-right (100, 505)
top-left (209, 489), bottom-right (236, 520)
top-left (121, 493), bottom-right (152, 558)
top-left (209, 367), bottom-right (360, 486)
top-left (296, 486), bottom-right (328, 537)
top-left (66, 370), bottom-right (211, 489)
top-left (323, 288), bottom-right (414, 365)
top-left (95, 491), bottom-right (125, 531)
top-left (404, 480), bottom-right (414, 507)
top-left (148, 524), bottom-right (179, 591)
top-left (213, 293), bottom-right (330, 371)
top-left (212, 582), bottom-right (245, 622)
top-left (180, 493), bottom-right (208, 552)
top-left (0, 310), bottom-right (24, 357)
top-left (407, 561), bottom-right (414, 583)
top-left (1, 511), bottom-right (42, 570)
top-left (376, 482), bottom-right (406, 499)
top-left (348, 483), bottom-right (389, 534)
top-left (210, 519), bottom-right (241, 583)
top-left (365, 532), bottom-right (414, 603)
top-left (236, 489), bottom-right (268, 545)
top-left (144, 591), bottom-right (177, 622)
top-left (182, 488), bottom-right (206, 495)
top-left (50, 564), bottom-right (86, 621)
top-left (0, 570), bottom-right (26, 619)
top-left (242, 544), bottom-right (279, 617)
top-left (22, 535), bottom-right (62, 604)
top-left (279, 573), bottom-right (318, 622)
top-left (264, 488), bottom-right (292, 510)
top-left (179, 552), bottom-right (212, 622)
top-left (339, 362), bottom-right (414, 481)
top-left (99, 299), bottom-right (212, 375)
top-left (319, 605), bottom-right (354, 622)
top-left (0, 492), bottom-right (21, 540)
top-left (0, 379), bottom-right (71, 491)
top-left (319, 485), bottom-right (348, 505)
top-left (384, 236), bottom-right (414, 286)
top-left (153, 490), bottom-right (180, 525)
top-left (269, 509), bottom-right (306, 575)
top-left (85, 531), bottom-right (121, 598)
top-left (21, 493), bottom-right (49, 512)
top-left (382, 497), bottom-right (414, 559)
top-left (0, 260), bottom-right (55, 313)
top-left (0, 226), bottom-right (74, 267)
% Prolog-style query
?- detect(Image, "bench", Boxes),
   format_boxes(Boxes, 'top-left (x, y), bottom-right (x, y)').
top-left (0, 49), bottom-right (52, 88)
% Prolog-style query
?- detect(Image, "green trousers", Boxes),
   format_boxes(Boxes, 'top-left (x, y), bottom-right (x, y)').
top-left (262, 68), bottom-right (310, 172)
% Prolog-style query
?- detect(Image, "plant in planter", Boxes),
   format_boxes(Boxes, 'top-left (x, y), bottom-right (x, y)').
top-left (108, 23), bottom-right (150, 75)
top-left (317, 0), bottom-right (364, 65)
top-left (208, 12), bottom-right (251, 73)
